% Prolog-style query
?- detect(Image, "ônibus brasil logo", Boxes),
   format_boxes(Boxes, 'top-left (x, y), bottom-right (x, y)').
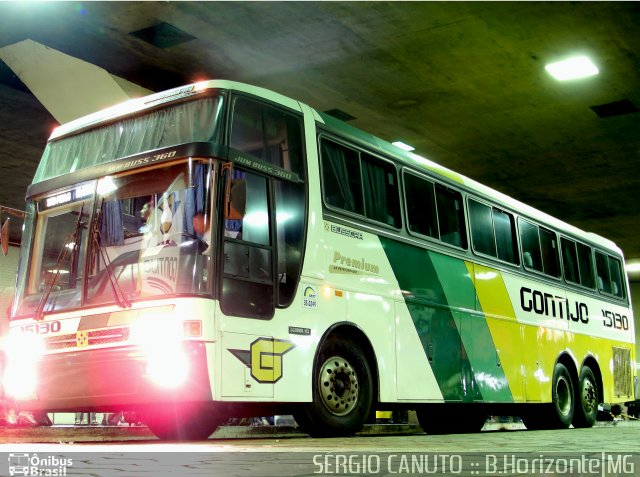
top-left (8, 453), bottom-right (72, 476)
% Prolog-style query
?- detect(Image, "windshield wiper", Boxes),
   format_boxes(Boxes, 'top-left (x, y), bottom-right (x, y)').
top-left (91, 200), bottom-right (132, 309)
top-left (34, 205), bottom-right (85, 321)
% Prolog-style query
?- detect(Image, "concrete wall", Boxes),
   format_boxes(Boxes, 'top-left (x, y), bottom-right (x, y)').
top-left (0, 244), bottom-right (19, 319)
top-left (630, 280), bottom-right (640, 371)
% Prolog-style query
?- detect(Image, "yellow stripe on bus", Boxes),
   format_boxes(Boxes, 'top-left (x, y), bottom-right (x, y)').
top-left (467, 263), bottom-right (526, 402)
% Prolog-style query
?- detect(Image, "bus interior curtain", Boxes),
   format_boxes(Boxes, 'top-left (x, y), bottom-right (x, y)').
top-left (183, 163), bottom-right (207, 235)
top-left (322, 142), bottom-right (356, 212)
top-left (34, 97), bottom-right (221, 183)
top-left (362, 160), bottom-right (388, 224)
top-left (100, 200), bottom-right (124, 246)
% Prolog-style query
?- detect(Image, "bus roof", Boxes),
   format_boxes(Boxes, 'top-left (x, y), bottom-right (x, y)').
top-left (47, 80), bottom-right (621, 255)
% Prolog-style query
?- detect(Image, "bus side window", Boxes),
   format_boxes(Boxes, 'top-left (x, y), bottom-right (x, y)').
top-left (608, 256), bottom-right (624, 298)
top-left (321, 140), bottom-right (363, 214)
top-left (230, 96), bottom-right (305, 178)
top-left (519, 219), bottom-right (542, 272)
top-left (576, 242), bottom-right (594, 288)
top-left (362, 154), bottom-right (400, 227)
top-left (469, 199), bottom-right (496, 257)
top-left (274, 179), bottom-right (305, 307)
top-left (595, 251), bottom-right (611, 294)
top-left (493, 209), bottom-right (518, 264)
top-left (561, 237), bottom-right (579, 284)
top-left (404, 172), bottom-right (438, 240)
top-left (435, 185), bottom-right (466, 248)
top-left (539, 227), bottom-right (560, 277)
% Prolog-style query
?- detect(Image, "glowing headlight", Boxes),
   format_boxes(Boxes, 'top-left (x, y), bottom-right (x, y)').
top-left (130, 316), bottom-right (189, 388)
top-left (2, 332), bottom-right (45, 400)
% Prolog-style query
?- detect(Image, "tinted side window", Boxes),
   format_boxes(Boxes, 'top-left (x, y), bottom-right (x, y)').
top-left (561, 238), bottom-right (579, 284)
top-left (320, 139), bottom-right (401, 228)
top-left (576, 242), bottom-right (594, 288)
top-left (321, 140), bottom-right (363, 214)
top-left (608, 257), bottom-right (624, 298)
top-left (469, 199), bottom-right (496, 256)
top-left (519, 219), bottom-right (542, 272)
top-left (494, 209), bottom-right (518, 264)
top-left (230, 96), bottom-right (305, 178)
top-left (540, 227), bottom-right (560, 277)
top-left (596, 252), bottom-right (625, 298)
top-left (362, 154), bottom-right (400, 227)
top-left (595, 252), bottom-right (611, 294)
top-left (435, 185), bottom-right (467, 248)
top-left (274, 179), bottom-right (305, 307)
top-left (404, 173), bottom-right (438, 239)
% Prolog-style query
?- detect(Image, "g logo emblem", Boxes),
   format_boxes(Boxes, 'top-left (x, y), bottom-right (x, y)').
top-left (229, 338), bottom-right (295, 383)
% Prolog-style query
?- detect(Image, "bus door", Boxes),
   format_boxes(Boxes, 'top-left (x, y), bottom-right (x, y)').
top-left (218, 166), bottom-right (276, 398)
top-left (219, 167), bottom-right (275, 319)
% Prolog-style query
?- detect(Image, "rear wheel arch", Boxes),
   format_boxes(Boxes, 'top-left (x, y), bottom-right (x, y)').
top-left (581, 355), bottom-right (604, 403)
top-left (557, 352), bottom-right (579, 389)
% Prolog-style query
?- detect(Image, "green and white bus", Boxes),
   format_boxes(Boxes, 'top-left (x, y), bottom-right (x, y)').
top-left (3, 81), bottom-right (636, 439)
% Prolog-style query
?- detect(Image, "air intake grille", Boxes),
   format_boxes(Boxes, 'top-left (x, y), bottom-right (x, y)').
top-left (612, 347), bottom-right (632, 397)
top-left (46, 327), bottom-right (130, 351)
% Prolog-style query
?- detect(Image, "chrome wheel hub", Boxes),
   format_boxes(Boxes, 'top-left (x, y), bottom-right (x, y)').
top-left (318, 356), bottom-right (359, 416)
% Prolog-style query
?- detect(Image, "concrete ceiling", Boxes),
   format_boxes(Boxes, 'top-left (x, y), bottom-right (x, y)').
top-left (0, 2), bottom-right (639, 266)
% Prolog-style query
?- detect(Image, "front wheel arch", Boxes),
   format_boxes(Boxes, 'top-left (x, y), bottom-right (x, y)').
top-left (294, 327), bottom-right (377, 437)
top-left (315, 324), bottom-right (379, 407)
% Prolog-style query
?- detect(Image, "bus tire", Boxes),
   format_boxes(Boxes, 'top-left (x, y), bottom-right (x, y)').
top-left (294, 335), bottom-right (373, 437)
top-left (523, 363), bottom-right (574, 430)
top-left (550, 362), bottom-right (575, 428)
top-left (572, 366), bottom-right (598, 428)
top-left (142, 403), bottom-right (223, 441)
top-left (416, 406), bottom-right (486, 434)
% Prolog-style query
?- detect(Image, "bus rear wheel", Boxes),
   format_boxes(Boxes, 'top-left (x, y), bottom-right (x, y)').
top-left (142, 403), bottom-right (223, 441)
top-left (523, 362), bottom-right (574, 430)
top-left (294, 335), bottom-right (373, 437)
top-left (572, 366), bottom-right (598, 428)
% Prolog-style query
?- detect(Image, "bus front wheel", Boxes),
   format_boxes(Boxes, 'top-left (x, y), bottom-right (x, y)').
top-left (142, 403), bottom-right (223, 441)
top-left (294, 335), bottom-right (373, 437)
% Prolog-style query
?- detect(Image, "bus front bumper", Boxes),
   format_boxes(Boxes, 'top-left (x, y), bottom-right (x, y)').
top-left (10, 342), bottom-right (212, 412)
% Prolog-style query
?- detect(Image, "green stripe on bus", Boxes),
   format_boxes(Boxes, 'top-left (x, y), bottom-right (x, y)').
top-left (429, 254), bottom-right (514, 403)
top-left (380, 237), bottom-right (475, 401)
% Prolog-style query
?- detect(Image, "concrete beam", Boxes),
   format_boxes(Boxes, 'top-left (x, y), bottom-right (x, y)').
top-left (0, 39), bottom-right (152, 124)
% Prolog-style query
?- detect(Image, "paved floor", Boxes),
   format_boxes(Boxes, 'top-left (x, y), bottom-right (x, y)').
top-left (0, 422), bottom-right (638, 476)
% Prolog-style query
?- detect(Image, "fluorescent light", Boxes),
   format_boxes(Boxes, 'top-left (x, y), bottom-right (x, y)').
top-left (626, 261), bottom-right (640, 274)
top-left (392, 141), bottom-right (415, 152)
top-left (545, 56), bottom-right (599, 81)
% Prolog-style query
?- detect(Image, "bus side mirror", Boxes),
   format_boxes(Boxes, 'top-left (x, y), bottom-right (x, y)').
top-left (1, 218), bottom-right (9, 256)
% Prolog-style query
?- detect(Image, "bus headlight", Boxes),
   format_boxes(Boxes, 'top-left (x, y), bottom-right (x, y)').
top-left (130, 316), bottom-right (189, 388)
top-left (3, 333), bottom-right (45, 400)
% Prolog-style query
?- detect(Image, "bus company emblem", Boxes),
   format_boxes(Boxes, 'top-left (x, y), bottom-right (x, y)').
top-left (303, 285), bottom-right (318, 309)
top-left (76, 330), bottom-right (89, 348)
top-left (228, 338), bottom-right (295, 383)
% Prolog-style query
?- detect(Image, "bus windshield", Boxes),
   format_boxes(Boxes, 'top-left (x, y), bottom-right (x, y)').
top-left (16, 159), bottom-right (214, 316)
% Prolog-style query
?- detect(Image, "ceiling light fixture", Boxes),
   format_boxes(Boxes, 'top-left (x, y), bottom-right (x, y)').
top-left (545, 56), bottom-right (599, 81)
top-left (392, 141), bottom-right (415, 152)
top-left (625, 261), bottom-right (640, 275)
